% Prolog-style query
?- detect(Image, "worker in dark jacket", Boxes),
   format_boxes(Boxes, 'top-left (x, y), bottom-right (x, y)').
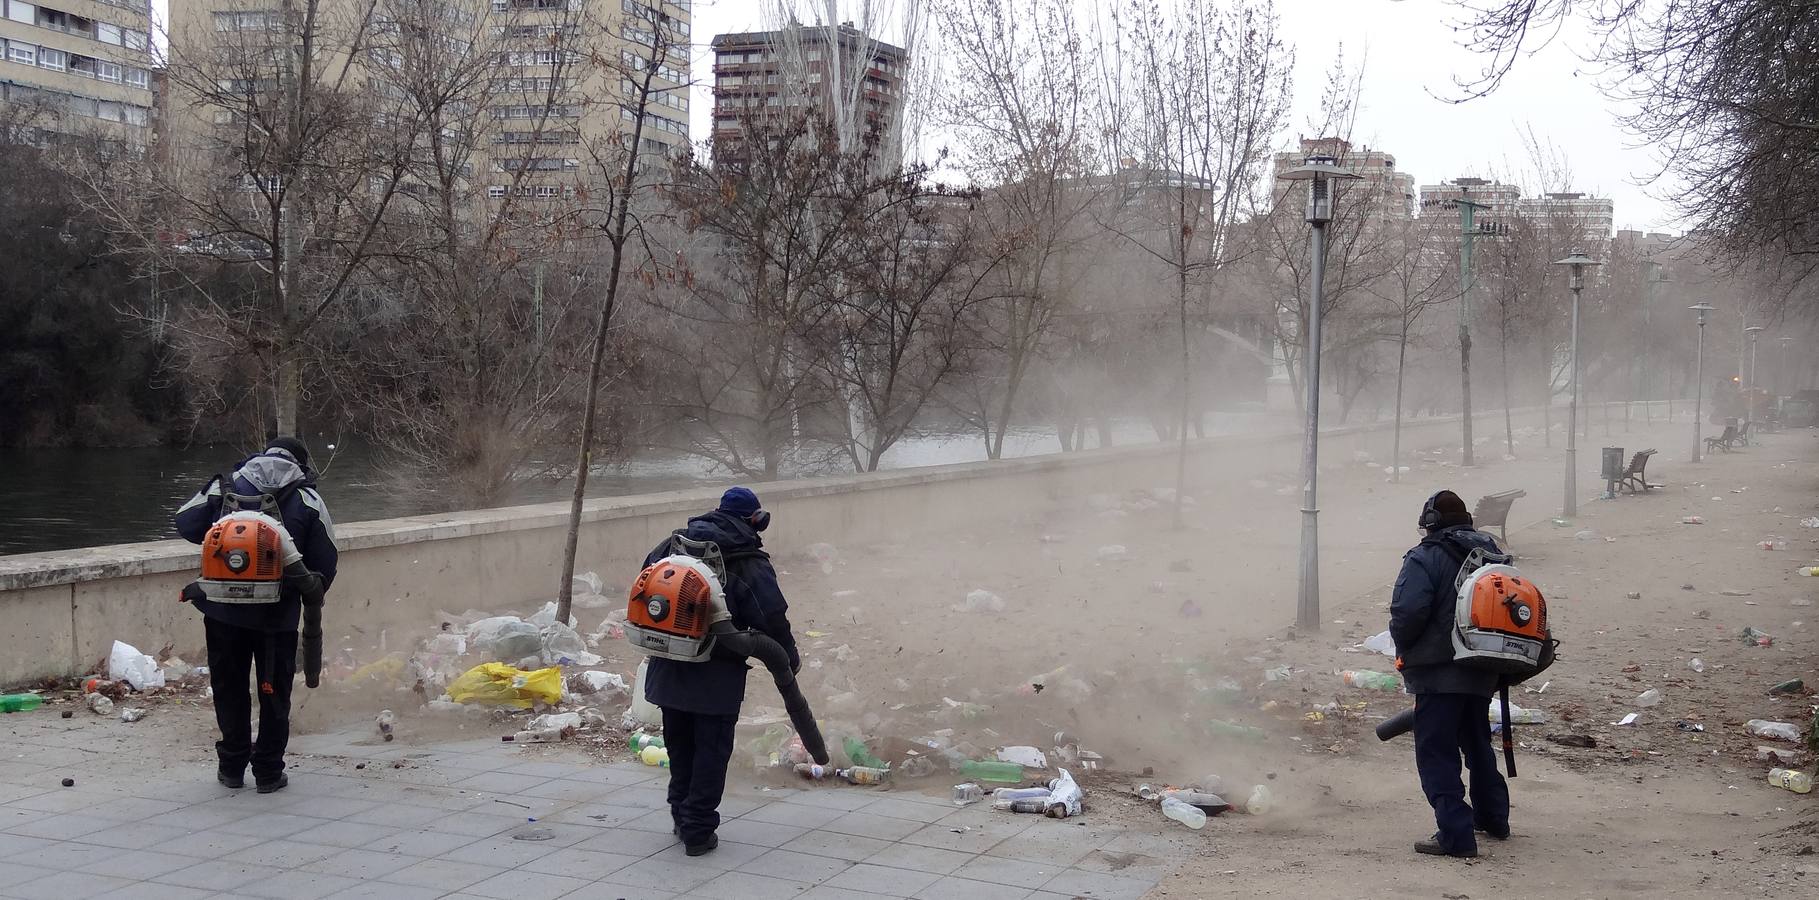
top-left (1389, 490), bottom-right (1509, 858)
top-left (174, 436), bottom-right (337, 794)
top-left (642, 487), bottom-right (799, 857)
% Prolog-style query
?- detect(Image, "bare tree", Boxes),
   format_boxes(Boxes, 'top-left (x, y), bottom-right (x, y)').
top-left (1374, 213), bottom-right (1459, 479)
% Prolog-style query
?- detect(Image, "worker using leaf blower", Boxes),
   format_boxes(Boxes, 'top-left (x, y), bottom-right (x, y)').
top-left (626, 487), bottom-right (823, 858)
top-left (175, 436), bottom-right (337, 794)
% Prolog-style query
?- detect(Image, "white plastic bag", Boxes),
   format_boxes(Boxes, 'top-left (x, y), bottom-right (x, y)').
top-left (108, 640), bottom-right (164, 691)
top-left (528, 712), bottom-right (582, 732)
top-left (578, 671), bottom-right (629, 694)
top-left (1747, 719), bottom-right (1803, 742)
top-left (1360, 630), bottom-right (1397, 657)
top-left (626, 658), bottom-right (663, 728)
top-left (527, 601), bottom-right (577, 629)
top-left (1045, 768), bottom-right (1084, 817)
top-left (542, 623), bottom-right (601, 666)
top-left (996, 746), bottom-right (1049, 769)
top-left (468, 617), bottom-right (543, 662)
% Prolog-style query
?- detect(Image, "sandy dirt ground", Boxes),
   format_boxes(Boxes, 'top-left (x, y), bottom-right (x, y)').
top-left (10, 413), bottom-right (1816, 899)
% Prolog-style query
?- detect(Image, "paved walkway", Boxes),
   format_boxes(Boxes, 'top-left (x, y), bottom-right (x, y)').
top-left (0, 724), bottom-right (1186, 900)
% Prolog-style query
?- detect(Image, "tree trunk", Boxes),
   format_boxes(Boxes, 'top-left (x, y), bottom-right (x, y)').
top-left (1500, 328), bottom-right (1514, 456)
top-left (1393, 327), bottom-right (1408, 483)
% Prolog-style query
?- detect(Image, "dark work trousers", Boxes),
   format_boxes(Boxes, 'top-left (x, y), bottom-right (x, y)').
top-left (204, 617), bottom-right (297, 783)
top-left (1413, 692), bottom-right (1509, 854)
top-left (660, 706), bottom-right (738, 846)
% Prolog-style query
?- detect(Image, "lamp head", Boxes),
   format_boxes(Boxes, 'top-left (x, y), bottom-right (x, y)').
top-left (1280, 154), bottom-right (1360, 225)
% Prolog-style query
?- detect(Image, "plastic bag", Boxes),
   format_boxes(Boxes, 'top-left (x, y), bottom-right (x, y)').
top-left (542, 623), bottom-right (601, 667)
top-left (446, 663), bottom-right (564, 708)
top-left (626, 658), bottom-right (662, 727)
top-left (527, 601), bottom-right (577, 629)
top-left (469, 617), bottom-right (544, 662)
top-left (1360, 630), bottom-right (1397, 657)
top-left (1746, 719), bottom-right (1802, 742)
top-left (1046, 768), bottom-right (1084, 817)
top-left (528, 712), bottom-right (582, 731)
top-left (576, 671), bottom-right (629, 694)
top-left (108, 640), bottom-right (165, 691)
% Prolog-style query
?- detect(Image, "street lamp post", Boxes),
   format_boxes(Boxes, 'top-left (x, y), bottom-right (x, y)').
top-left (1780, 335), bottom-right (1796, 398)
top-left (1745, 325), bottom-right (1765, 422)
top-left (1690, 302), bottom-right (1716, 461)
top-left (1554, 250), bottom-right (1599, 518)
top-left (1281, 154), bottom-right (1360, 631)
top-left (1455, 192), bottom-right (1490, 467)
top-left (1640, 260), bottom-right (1665, 423)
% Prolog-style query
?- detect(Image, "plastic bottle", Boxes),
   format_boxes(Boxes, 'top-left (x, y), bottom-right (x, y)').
top-left (640, 744), bottom-right (671, 767)
top-left (629, 733), bottom-right (666, 752)
top-left (1768, 768), bottom-right (1814, 794)
top-left (1688, 658), bottom-right (1706, 673)
top-left (843, 736), bottom-right (887, 770)
top-left (794, 763), bottom-right (829, 780)
top-left (951, 783), bottom-right (984, 806)
top-left (1747, 720), bottom-right (1803, 741)
top-left (960, 759), bottom-right (1024, 783)
top-left (1799, 566), bottom-right (1818, 577)
top-left (997, 797), bottom-right (1051, 813)
top-left (1242, 785), bottom-right (1274, 815)
top-left (1740, 627), bottom-right (1774, 647)
top-left (1163, 789), bottom-right (1231, 814)
top-left (503, 727), bottom-right (563, 743)
top-left (1341, 670), bottom-right (1402, 691)
top-left (783, 734), bottom-right (810, 766)
top-left (1768, 679), bottom-right (1805, 695)
top-left (0, 694), bottom-right (43, 713)
top-left (1635, 689), bottom-right (1662, 707)
top-left (1161, 796), bottom-right (1208, 829)
top-left (376, 709), bottom-right (396, 741)
top-left (837, 766), bottom-right (889, 785)
top-left (1204, 720), bottom-right (1268, 741)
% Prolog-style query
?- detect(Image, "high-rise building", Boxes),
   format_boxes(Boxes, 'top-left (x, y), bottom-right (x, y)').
top-left (1417, 177), bottom-right (1522, 232)
top-left (166, 0), bottom-right (691, 209)
top-left (1272, 137), bottom-right (1414, 225)
top-left (0, 0), bottom-right (156, 146)
top-left (1516, 191), bottom-right (1614, 255)
top-left (709, 23), bottom-right (908, 167)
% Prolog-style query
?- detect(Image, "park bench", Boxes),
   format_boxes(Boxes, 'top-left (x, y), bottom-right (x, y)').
top-left (1473, 489), bottom-right (1527, 546)
top-left (1736, 420), bottom-right (1753, 447)
top-left (1705, 424), bottom-right (1739, 453)
top-left (1616, 449), bottom-right (1661, 493)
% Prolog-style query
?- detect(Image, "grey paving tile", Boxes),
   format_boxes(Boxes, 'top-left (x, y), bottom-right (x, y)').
top-left (737, 848), bottom-right (853, 885)
top-left (983, 827), bottom-right (1111, 866)
top-left (796, 885), bottom-right (901, 900)
top-left (780, 790), bottom-right (882, 812)
top-left (566, 764), bottom-right (667, 788)
top-left (778, 830), bottom-right (893, 863)
top-left (521, 778), bottom-right (622, 802)
top-left (715, 795), bottom-right (766, 819)
top-left (159, 859), bottom-right (287, 892)
top-left (235, 869), bottom-right (362, 899)
top-left (321, 881), bottom-right (447, 900)
top-left (367, 827), bottom-right (480, 858)
top-left (571, 827), bottom-right (679, 858)
top-left (453, 771), bottom-right (550, 794)
top-left (343, 802), bottom-right (448, 828)
top-left (1095, 831), bottom-right (1187, 857)
top-left (382, 858), bottom-right (509, 892)
top-left (863, 842), bottom-right (976, 876)
top-left (4, 812), bottom-right (117, 840)
top-left (147, 827), bottom-right (266, 859)
top-left (67, 820), bottom-right (194, 851)
top-left (220, 812), bottom-right (334, 840)
top-left (826, 863), bottom-right (944, 896)
top-left (7, 788), bottom-right (112, 814)
top-left (604, 786), bottom-right (672, 810)
top-left (8, 835), bottom-right (112, 870)
top-left (145, 800), bottom-right (260, 831)
top-left (1037, 868), bottom-right (1153, 900)
top-left (952, 855), bottom-right (1065, 889)
top-left (517, 846), bottom-right (642, 879)
top-left (713, 817), bottom-right (806, 848)
top-left (606, 857), bottom-right (721, 893)
top-left (621, 808), bottom-right (682, 833)
top-left (425, 811), bottom-right (525, 838)
top-left (222, 837), bottom-right (344, 868)
top-left (0, 870), bottom-right (131, 900)
top-left (79, 847), bottom-right (207, 880)
top-left (649, 838), bottom-right (766, 871)
top-left (464, 869), bottom-right (592, 900)
top-left (543, 804), bottom-right (645, 829)
top-left (297, 847), bottom-right (418, 881)
top-left (0, 832), bottom-right (57, 858)
top-left (558, 882), bottom-right (677, 900)
top-left (1071, 848), bottom-right (1178, 881)
top-left (134, 780), bottom-right (231, 805)
top-left (910, 876), bottom-right (1036, 900)
top-left (83, 796), bottom-right (189, 822)
top-left (437, 834), bottom-right (565, 868)
top-left (91, 883), bottom-right (218, 900)
top-left (820, 811), bottom-right (925, 842)
top-left (691, 870), bottom-right (816, 900)
top-left (0, 783), bottom-right (50, 805)
top-left (498, 760), bottom-right (592, 779)
top-left (860, 797), bottom-right (959, 824)
top-left (743, 802), bottom-right (847, 830)
top-left (274, 796), bottom-right (381, 821)
top-left (289, 819), bottom-right (407, 849)
top-left (0, 863), bottom-right (56, 893)
top-left (899, 818), bottom-right (1030, 853)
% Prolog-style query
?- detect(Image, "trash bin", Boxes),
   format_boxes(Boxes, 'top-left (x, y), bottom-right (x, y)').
top-left (1600, 447), bottom-right (1625, 482)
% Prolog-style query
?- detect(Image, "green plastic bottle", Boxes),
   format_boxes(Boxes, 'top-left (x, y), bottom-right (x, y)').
top-left (0, 694), bottom-right (42, 713)
top-left (959, 759), bottom-right (1024, 783)
top-left (1204, 719), bottom-right (1267, 741)
top-left (843, 736), bottom-right (888, 770)
top-left (629, 733), bottom-right (665, 751)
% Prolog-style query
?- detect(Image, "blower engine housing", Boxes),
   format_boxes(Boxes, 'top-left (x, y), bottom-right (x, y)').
top-left (625, 555), bottom-right (731, 662)
top-left (196, 512), bottom-right (299, 603)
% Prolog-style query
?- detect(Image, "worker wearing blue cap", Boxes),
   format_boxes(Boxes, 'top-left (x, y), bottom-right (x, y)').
top-left (640, 487), bottom-right (799, 856)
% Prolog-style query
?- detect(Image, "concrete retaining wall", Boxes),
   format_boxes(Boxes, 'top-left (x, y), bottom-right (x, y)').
top-left (0, 405), bottom-right (1572, 685)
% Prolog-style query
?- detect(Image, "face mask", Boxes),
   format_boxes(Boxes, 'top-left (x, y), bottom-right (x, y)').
top-left (750, 510), bottom-right (771, 532)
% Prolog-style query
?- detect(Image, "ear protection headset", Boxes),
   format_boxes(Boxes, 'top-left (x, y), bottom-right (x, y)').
top-left (750, 509), bottom-right (771, 532)
top-left (1418, 491), bottom-right (1445, 530)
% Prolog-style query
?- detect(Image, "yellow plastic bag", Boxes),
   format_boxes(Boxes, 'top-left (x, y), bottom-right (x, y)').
top-left (447, 663), bottom-right (564, 708)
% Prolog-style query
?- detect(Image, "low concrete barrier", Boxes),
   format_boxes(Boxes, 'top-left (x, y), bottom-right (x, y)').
top-left (0, 405), bottom-right (1568, 684)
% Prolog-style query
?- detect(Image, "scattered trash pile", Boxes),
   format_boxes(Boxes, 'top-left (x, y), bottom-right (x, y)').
top-left (0, 639), bottom-right (212, 722)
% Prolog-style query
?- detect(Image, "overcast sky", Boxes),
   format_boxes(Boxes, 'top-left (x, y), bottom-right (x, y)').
top-left (152, 0), bottom-right (1675, 232)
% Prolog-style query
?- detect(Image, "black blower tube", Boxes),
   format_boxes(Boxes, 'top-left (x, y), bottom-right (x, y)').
top-left (715, 629), bottom-right (830, 766)
top-left (1376, 706), bottom-right (1417, 741)
top-left (285, 562), bottom-right (326, 689)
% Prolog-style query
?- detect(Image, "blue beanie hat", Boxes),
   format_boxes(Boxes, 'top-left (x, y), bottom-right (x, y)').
top-left (718, 486), bottom-right (762, 516)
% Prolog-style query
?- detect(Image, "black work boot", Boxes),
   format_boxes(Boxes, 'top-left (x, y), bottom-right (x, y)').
top-left (684, 834), bottom-right (719, 857)
top-left (1415, 833), bottom-right (1478, 858)
top-left (217, 767), bottom-right (245, 790)
top-left (255, 773), bottom-right (289, 794)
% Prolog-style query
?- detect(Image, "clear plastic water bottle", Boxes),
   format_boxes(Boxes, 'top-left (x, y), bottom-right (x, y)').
top-left (376, 709), bottom-right (396, 741)
top-left (1688, 658), bottom-right (1705, 673)
top-left (1161, 796), bottom-right (1207, 829)
top-left (998, 797), bottom-right (1050, 814)
top-left (1768, 768), bottom-right (1814, 793)
top-left (795, 763), bottom-right (829, 780)
top-left (1635, 689), bottom-right (1662, 707)
top-left (1243, 784), bottom-right (1274, 815)
top-left (951, 783), bottom-right (984, 806)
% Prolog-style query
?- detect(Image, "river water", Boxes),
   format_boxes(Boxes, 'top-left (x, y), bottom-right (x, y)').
top-left (0, 412), bottom-right (1285, 556)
